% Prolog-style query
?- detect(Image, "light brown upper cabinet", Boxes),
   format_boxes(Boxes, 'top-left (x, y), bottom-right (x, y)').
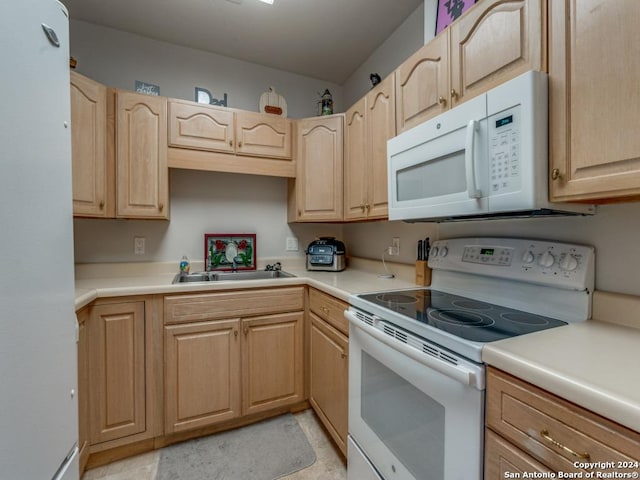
top-left (116, 91), bottom-right (169, 219)
top-left (167, 99), bottom-right (294, 177)
top-left (344, 74), bottom-right (396, 221)
top-left (396, 0), bottom-right (544, 133)
top-left (70, 72), bottom-right (113, 218)
top-left (395, 33), bottom-right (450, 133)
top-left (549, 0), bottom-right (640, 203)
top-left (288, 114), bottom-right (344, 222)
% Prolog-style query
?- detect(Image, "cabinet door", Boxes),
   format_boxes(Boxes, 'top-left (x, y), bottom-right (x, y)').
top-left (344, 98), bottom-right (367, 220)
top-left (164, 319), bottom-right (241, 433)
top-left (310, 314), bottom-right (348, 456)
top-left (395, 33), bottom-right (449, 132)
top-left (365, 74), bottom-right (395, 219)
top-left (549, 0), bottom-right (640, 202)
top-left (485, 430), bottom-right (552, 480)
top-left (235, 111), bottom-right (292, 159)
top-left (70, 72), bottom-right (111, 217)
top-left (241, 312), bottom-right (304, 415)
top-left (168, 100), bottom-right (235, 153)
top-left (88, 302), bottom-right (146, 444)
top-left (449, 0), bottom-right (543, 107)
top-left (294, 115), bottom-right (344, 221)
top-left (76, 308), bottom-right (89, 474)
top-left (116, 91), bottom-right (168, 219)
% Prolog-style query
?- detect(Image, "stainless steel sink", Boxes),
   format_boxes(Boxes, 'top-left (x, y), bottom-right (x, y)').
top-left (172, 270), bottom-right (295, 284)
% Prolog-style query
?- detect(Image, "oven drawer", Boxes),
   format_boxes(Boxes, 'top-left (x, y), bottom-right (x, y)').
top-left (309, 288), bottom-right (348, 335)
top-left (486, 367), bottom-right (640, 473)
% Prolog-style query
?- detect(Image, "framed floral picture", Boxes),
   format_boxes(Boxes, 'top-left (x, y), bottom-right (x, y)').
top-left (204, 233), bottom-right (256, 271)
top-left (435, 0), bottom-right (476, 35)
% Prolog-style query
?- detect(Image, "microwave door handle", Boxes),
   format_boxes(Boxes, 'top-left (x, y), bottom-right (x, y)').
top-left (465, 119), bottom-right (481, 198)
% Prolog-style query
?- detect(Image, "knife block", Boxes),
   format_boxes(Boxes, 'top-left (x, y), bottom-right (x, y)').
top-left (415, 260), bottom-right (432, 287)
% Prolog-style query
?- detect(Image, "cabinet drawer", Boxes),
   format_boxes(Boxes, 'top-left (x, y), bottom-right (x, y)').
top-left (164, 287), bottom-right (304, 324)
top-left (485, 429), bottom-right (551, 479)
top-left (486, 367), bottom-right (640, 474)
top-left (309, 288), bottom-right (348, 335)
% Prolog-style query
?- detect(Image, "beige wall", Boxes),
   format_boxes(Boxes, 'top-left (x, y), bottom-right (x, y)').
top-left (69, 20), bottom-right (343, 118)
top-left (71, 5), bottom-right (640, 298)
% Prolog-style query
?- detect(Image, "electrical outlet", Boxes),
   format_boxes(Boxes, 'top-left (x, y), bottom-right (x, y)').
top-left (286, 236), bottom-right (299, 251)
top-left (134, 236), bottom-right (145, 255)
top-left (388, 237), bottom-right (400, 256)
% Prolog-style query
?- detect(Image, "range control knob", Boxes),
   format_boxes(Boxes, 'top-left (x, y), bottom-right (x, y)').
top-left (538, 251), bottom-right (555, 268)
top-left (431, 246), bottom-right (439, 258)
top-left (522, 250), bottom-right (535, 264)
top-left (439, 246), bottom-right (448, 258)
top-left (559, 254), bottom-right (579, 271)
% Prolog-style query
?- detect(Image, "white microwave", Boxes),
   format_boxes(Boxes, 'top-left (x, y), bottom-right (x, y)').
top-left (387, 71), bottom-right (595, 222)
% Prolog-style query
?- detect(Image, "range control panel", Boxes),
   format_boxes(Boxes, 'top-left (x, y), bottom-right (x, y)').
top-left (429, 237), bottom-right (594, 291)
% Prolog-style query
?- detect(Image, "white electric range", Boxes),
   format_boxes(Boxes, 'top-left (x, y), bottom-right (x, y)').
top-left (345, 237), bottom-right (595, 480)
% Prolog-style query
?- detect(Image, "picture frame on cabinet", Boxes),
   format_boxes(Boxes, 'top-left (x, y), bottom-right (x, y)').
top-left (435, 0), bottom-right (476, 35)
top-left (204, 233), bottom-right (257, 271)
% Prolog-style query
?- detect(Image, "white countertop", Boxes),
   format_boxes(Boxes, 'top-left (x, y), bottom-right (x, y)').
top-left (75, 261), bottom-right (640, 434)
top-left (74, 257), bottom-right (417, 310)
top-left (483, 290), bottom-right (640, 433)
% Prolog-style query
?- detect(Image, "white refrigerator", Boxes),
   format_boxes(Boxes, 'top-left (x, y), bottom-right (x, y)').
top-left (0, 1), bottom-right (79, 479)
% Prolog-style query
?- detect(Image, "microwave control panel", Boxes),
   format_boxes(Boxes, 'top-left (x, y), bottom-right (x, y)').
top-left (488, 106), bottom-right (521, 195)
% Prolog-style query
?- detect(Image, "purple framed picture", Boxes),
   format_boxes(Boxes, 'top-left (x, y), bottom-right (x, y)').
top-left (435, 0), bottom-right (477, 35)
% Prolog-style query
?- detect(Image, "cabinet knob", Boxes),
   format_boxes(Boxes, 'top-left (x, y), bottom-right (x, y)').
top-left (99, 200), bottom-right (104, 210)
top-left (229, 140), bottom-right (233, 147)
top-left (551, 168), bottom-right (563, 181)
top-left (159, 202), bottom-right (164, 211)
top-left (234, 329), bottom-right (238, 338)
top-left (438, 96), bottom-right (447, 106)
top-left (365, 204), bottom-right (370, 212)
top-left (238, 141), bottom-right (242, 148)
top-left (243, 327), bottom-right (249, 336)
top-left (360, 204), bottom-right (365, 212)
top-left (450, 89), bottom-right (459, 100)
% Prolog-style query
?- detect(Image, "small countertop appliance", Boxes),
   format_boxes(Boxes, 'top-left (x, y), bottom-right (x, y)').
top-left (306, 237), bottom-right (346, 272)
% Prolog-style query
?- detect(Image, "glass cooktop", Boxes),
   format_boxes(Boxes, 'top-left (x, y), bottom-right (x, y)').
top-left (356, 288), bottom-right (567, 343)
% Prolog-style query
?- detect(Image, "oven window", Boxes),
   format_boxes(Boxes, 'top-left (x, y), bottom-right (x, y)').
top-left (361, 351), bottom-right (445, 479)
top-left (396, 150), bottom-right (466, 201)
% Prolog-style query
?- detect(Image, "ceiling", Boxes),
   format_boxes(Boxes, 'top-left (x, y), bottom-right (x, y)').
top-left (61, 0), bottom-right (424, 84)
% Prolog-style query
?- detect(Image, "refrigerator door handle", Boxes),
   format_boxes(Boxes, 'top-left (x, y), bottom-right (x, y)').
top-left (41, 23), bottom-right (60, 47)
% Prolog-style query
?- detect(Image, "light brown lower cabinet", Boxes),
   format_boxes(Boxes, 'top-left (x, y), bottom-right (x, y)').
top-left (163, 287), bottom-right (305, 433)
top-left (485, 367), bottom-right (640, 479)
top-left (242, 312), bottom-right (304, 415)
top-left (307, 288), bottom-right (349, 457)
top-left (309, 312), bottom-right (348, 456)
top-left (87, 301), bottom-right (148, 445)
top-left (76, 308), bottom-right (90, 473)
top-left (164, 319), bottom-right (241, 433)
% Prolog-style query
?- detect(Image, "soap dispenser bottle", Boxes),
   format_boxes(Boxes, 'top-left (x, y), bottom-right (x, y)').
top-left (179, 255), bottom-right (190, 273)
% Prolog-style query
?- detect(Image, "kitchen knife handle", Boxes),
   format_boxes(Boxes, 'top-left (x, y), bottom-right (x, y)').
top-left (417, 240), bottom-right (423, 260)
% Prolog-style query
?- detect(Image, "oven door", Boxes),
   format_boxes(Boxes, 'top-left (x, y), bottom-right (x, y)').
top-left (387, 93), bottom-right (489, 221)
top-left (346, 310), bottom-right (485, 480)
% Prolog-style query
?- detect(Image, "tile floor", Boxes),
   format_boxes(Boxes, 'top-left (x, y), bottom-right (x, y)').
top-left (82, 409), bottom-right (347, 480)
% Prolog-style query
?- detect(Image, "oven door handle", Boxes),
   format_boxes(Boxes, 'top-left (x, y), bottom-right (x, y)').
top-left (345, 310), bottom-right (476, 386)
